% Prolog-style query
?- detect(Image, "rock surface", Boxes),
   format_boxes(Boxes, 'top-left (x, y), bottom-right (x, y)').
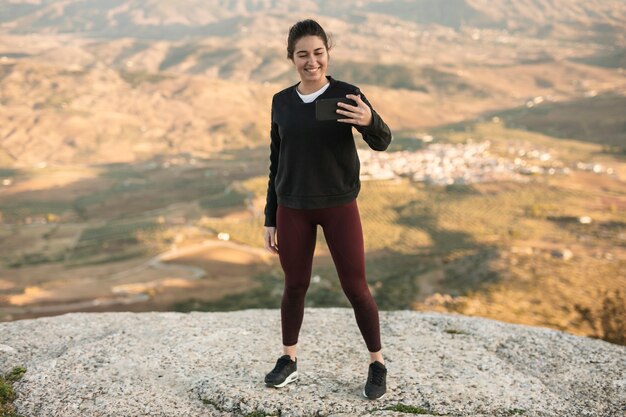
top-left (0, 308), bottom-right (624, 417)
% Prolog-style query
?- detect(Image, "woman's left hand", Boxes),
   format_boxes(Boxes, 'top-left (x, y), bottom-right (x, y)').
top-left (337, 94), bottom-right (372, 127)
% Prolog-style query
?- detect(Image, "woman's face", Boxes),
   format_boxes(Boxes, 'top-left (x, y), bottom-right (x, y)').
top-left (292, 35), bottom-right (328, 84)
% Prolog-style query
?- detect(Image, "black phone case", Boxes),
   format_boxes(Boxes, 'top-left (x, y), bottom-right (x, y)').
top-left (315, 97), bottom-right (357, 121)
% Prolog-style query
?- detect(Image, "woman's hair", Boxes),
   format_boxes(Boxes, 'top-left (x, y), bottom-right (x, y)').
top-left (286, 19), bottom-right (333, 61)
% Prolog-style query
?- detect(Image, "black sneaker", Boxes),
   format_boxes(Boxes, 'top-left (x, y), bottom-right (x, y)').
top-left (363, 360), bottom-right (387, 399)
top-left (264, 354), bottom-right (298, 388)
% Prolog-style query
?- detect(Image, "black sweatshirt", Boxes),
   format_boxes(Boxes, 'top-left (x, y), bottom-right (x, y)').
top-left (263, 75), bottom-right (393, 227)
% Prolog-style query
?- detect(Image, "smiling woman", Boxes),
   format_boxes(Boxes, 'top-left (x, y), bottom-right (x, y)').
top-left (287, 23), bottom-right (332, 94)
top-left (260, 19), bottom-right (393, 400)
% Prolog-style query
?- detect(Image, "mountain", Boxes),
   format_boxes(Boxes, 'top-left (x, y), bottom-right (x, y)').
top-left (0, 0), bottom-right (625, 166)
top-left (2, 0), bottom-right (625, 41)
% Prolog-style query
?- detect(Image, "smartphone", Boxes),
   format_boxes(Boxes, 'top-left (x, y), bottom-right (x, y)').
top-left (315, 97), bottom-right (357, 121)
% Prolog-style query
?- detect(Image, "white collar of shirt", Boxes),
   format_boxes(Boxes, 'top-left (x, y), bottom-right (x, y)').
top-left (296, 82), bottom-right (330, 103)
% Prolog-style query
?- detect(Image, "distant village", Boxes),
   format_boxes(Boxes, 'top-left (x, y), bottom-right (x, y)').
top-left (357, 138), bottom-right (615, 185)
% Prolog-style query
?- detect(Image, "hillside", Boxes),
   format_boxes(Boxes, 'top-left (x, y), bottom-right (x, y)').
top-left (2, 0), bottom-right (625, 41)
top-left (1, 0), bottom-right (625, 166)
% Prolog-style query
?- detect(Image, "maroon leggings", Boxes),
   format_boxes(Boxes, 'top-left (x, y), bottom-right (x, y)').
top-left (276, 198), bottom-right (382, 352)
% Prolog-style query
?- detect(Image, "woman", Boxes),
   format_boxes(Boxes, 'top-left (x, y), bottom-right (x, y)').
top-left (262, 19), bottom-right (392, 400)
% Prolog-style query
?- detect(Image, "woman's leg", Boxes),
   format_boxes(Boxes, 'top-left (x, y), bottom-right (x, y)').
top-left (276, 204), bottom-right (318, 355)
top-left (319, 199), bottom-right (383, 359)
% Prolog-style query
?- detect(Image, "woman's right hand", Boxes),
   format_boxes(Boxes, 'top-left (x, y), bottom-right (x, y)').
top-left (264, 226), bottom-right (279, 254)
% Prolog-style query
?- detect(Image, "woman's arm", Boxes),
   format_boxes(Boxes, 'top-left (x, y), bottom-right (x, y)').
top-left (263, 97), bottom-right (281, 227)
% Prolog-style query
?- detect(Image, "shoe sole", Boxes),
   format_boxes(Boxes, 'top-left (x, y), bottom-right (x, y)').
top-left (266, 371), bottom-right (298, 388)
top-left (362, 388), bottom-right (386, 400)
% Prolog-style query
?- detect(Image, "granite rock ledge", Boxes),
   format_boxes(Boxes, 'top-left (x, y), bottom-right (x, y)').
top-left (0, 308), bottom-right (624, 417)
